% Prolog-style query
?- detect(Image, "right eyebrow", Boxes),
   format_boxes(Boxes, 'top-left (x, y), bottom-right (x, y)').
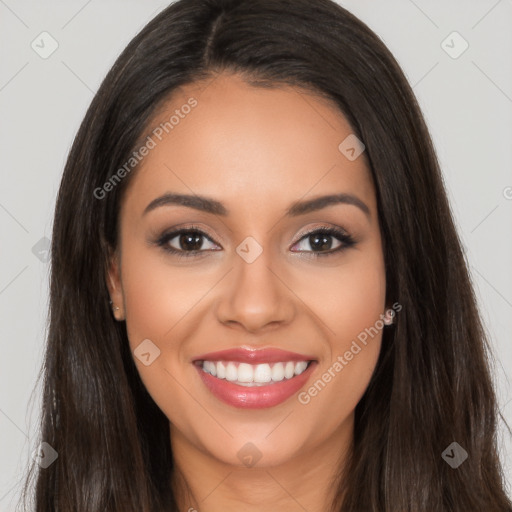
top-left (143, 193), bottom-right (228, 217)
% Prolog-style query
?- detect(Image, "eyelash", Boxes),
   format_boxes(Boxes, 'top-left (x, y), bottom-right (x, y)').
top-left (155, 224), bottom-right (356, 260)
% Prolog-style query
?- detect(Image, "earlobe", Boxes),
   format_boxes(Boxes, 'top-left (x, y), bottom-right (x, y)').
top-left (106, 249), bottom-right (125, 321)
top-left (383, 304), bottom-right (396, 326)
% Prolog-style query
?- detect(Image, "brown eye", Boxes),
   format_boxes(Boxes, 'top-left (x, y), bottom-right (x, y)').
top-left (176, 232), bottom-right (205, 251)
top-left (291, 227), bottom-right (355, 256)
top-left (157, 227), bottom-right (220, 257)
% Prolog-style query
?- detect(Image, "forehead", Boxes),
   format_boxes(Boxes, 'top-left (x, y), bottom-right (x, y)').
top-left (121, 73), bottom-right (375, 220)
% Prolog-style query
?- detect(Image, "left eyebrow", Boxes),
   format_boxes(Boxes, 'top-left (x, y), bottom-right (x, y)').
top-left (142, 192), bottom-right (371, 219)
top-left (286, 193), bottom-right (371, 219)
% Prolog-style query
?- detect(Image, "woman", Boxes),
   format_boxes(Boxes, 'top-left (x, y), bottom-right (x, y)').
top-left (21, 0), bottom-right (511, 510)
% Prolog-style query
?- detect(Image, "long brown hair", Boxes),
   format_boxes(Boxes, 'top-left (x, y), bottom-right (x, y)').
top-left (20, 0), bottom-right (511, 510)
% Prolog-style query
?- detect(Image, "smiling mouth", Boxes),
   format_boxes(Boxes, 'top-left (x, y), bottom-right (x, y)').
top-left (194, 360), bottom-right (314, 387)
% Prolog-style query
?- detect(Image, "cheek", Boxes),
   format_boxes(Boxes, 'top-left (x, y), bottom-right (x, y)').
top-left (119, 248), bottom-right (210, 433)
top-left (329, 259), bottom-right (386, 347)
top-left (290, 245), bottom-right (386, 350)
top-left (292, 249), bottom-right (385, 425)
top-left (121, 246), bottom-right (214, 347)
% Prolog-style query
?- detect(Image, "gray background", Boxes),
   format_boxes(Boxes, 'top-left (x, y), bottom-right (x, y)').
top-left (1, 0), bottom-right (511, 509)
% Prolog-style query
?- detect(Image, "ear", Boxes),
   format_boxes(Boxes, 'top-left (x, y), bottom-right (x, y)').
top-left (106, 248), bottom-right (125, 321)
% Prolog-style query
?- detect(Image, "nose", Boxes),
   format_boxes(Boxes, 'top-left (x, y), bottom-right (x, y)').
top-left (214, 246), bottom-right (295, 333)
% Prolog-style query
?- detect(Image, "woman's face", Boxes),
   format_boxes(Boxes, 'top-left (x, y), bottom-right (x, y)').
top-left (107, 73), bottom-right (387, 470)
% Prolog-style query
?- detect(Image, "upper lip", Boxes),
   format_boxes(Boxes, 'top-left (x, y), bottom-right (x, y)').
top-left (192, 347), bottom-right (316, 364)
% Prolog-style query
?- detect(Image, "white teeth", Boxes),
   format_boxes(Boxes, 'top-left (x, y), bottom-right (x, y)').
top-left (225, 362), bottom-right (238, 381)
top-left (284, 361), bottom-right (295, 379)
top-left (200, 360), bottom-right (311, 384)
top-left (294, 361), bottom-right (308, 375)
top-left (237, 363), bottom-right (254, 382)
top-left (271, 363), bottom-right (285, 382)
top-left (254, 363), bottom-right (272, 383)
top-left (204, 360), bottom-right (216, 377)
top-left (216, 361), bottom-right (226, 379)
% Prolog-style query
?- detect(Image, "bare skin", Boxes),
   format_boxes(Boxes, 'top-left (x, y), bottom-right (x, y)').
top-left (107, 73), bottom-right (388, 512)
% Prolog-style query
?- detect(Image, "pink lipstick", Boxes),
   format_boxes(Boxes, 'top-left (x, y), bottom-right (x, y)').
top-left (193, 347), bottom-right (317, 409)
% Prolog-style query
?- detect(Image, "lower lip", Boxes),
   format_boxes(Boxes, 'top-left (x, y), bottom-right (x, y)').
top-left (195, 361), bottom-right (317, 409)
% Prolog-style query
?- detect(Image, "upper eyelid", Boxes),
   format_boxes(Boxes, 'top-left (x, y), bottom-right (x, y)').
top-left (160, 225), bottom-right (350, 248)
